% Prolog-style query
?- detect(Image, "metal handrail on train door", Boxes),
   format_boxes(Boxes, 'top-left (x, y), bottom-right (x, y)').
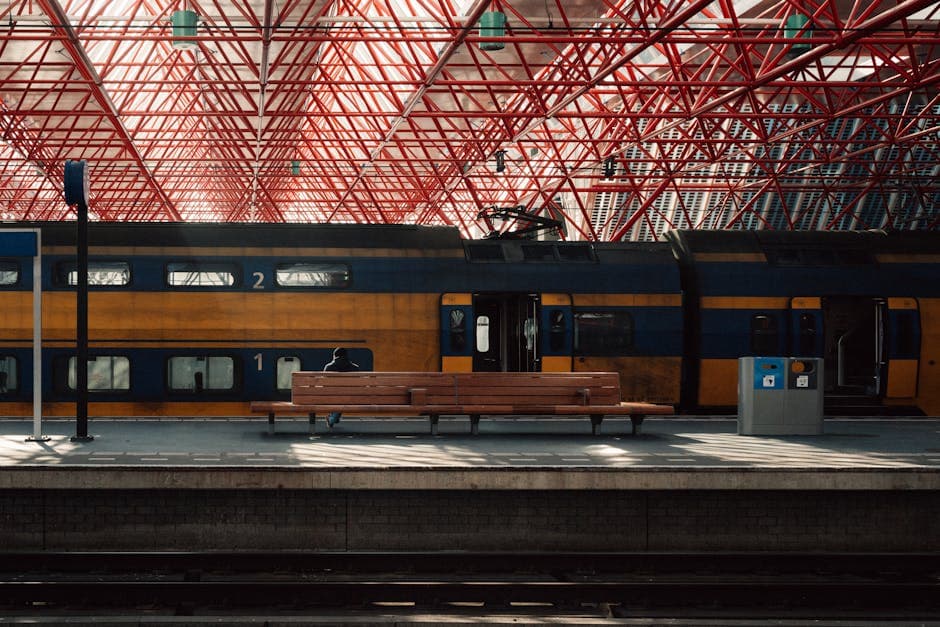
top-left (836, 327), bottom-right (857, 388)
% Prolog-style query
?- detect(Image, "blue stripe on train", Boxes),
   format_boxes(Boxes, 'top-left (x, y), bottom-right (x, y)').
top-left (699, 309), bottom-right (787, 359)
top-left (693, 263), bottom-right (940, 298)
top-left (0, 347), bottom-right (374, 403)
top-left (20, 255), bottom-right (681, 294)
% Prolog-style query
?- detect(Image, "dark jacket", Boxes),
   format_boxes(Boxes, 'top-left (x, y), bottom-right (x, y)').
top-left (324, 349), bottom-right (359, 372)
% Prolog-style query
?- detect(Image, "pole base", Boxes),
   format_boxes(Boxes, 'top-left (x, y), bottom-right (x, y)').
top-left (25, 435), bottom-right (51, 442)
top-left (70, 435), bottom-right (95, 442)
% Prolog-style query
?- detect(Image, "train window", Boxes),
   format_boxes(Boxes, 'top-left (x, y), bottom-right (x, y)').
top-left (167, 356), bottom-right (235, 392)
top-left (521, 244), bottom-right (555, 261)
top-left (166, 262), bottom-right (238, 287)
top-left (523, 318), bottom-right (537, 350)
top-left (66, 356), bottom-right (130, 391)
top-left (751, 314), bottom-right (779, 354)
top-left (549, 310), bottom-right (566, 351)
top-left (54, 260), bottom-right (131, 286)
top-left (767, 248), bottom-right (873, 266)
top-left (895, 312), bottom-right (915, 355)
top-left (556, 244), bottom-right (595, 262)
top-left (476, 315), bottom-right (491, 352)
top-left (275, 263), bottom-right (350, 287)
top-left (276, 356), bottom-right (301, 391)
top-left (798, 314), bottom-right (816, 355)
top-left (767, 249), bottom-right (801, 266)
top-left (573, 311), bottom-right (633, 355)
top-left (0, 356), bottom-right (17, 393)
top-left (449, 310), bottom-right (467, 351)
top-left (799, 249), bottom-right (837, 265)
top-left (0, 261), bottom-right (19, 286)
top-left (835, 249), bottom-right (873, 265)
top-left (466, 243), bottom-right (505, 262)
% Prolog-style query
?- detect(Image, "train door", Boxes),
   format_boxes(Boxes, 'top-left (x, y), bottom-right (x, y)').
top-left (789, 297), bottom-right (823, 358)
top-left (884, 298), bottom-right (921, 399)
top-left (440, 293), bottom-right (572, 373)
top-left (440, 294), bottom-right (474, 372)
top-left (821, 296), bottom-right (887, 396)
top-left (472, 293), bottom-right (540, 372)
top-left (539, 294), bottom-right (573, 372)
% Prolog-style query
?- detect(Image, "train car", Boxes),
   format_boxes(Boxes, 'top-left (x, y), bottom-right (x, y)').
top-left (667, 229), bottom-right (940, 415)
top-left (0, 222), bottom-right (683, 417)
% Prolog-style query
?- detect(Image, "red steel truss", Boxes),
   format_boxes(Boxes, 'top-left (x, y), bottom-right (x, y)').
top-left (0, 0), bottom-right (937, 239)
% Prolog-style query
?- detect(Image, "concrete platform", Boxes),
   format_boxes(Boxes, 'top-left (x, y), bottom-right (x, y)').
top-left (2, 417), bottom-right (937, 551)
top-left (1, 417), bottom-right (938, 490)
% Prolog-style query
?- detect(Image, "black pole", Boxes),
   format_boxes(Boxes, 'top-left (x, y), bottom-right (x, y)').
top-left (72, 200), bottom-right (92, 441)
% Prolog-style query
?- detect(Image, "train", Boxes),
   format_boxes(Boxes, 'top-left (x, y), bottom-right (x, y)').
top-left (0, 222), bottom-right (937, 417)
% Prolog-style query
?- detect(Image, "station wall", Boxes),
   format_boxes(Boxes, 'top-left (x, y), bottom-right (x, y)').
top-left (1, 489), bottom-right (936, 552)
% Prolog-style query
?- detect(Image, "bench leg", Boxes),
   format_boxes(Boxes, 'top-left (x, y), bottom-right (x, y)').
top-left (268, 413), bottom-right (275, 435)
top-left (590, 414), bottom-right (603, 436)
top-left (429, 414), bottom-right (439, 436)
top-left (470, 414), bottom-right (480, 436)
top-left (308, 413), bottom-right (316, 434)
top-left (630, 414), bottom-right (645, 436)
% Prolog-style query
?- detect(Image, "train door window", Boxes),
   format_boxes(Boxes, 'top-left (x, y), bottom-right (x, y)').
top-left (0, 261), bottom-right (19, 286)
top-left (166, 262), bottom-right (239, 287)
top-left (167, 356), bottom-right (235, 391)
top-left (573, 311), bottom-right (634, 355)
top-left (450, 310), bottom-right (467, 351)
top-left (476, 315), bottom-right (491, 353)
top-left (54, 261), bottom-right (131, 286)
top-left (66, 356), bottom-right (130, 391)
top-left (894, 311), bottom-right (916, 355)
top-left (276, 356), bottom-right (302, 391)
top-left (0, 356), bottom-right (17, 393)
top-left (523, 317), bottom-right (537, 351)
top-left (549, 310), bottom-right (566, 351)
top-left (275, 263), bottom-right (350, 288)
top-left (751, 314), bottom-right (779, 354)
top-left (798, 313), bottom-right (816, 355)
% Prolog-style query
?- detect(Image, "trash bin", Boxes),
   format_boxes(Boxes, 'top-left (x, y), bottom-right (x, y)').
top-left (738, 357), bottom-right (824, 435)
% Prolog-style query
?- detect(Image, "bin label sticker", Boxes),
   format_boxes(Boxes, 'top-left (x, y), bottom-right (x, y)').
top-left (753, 357), bottom-right (785, 390)
top-left (795, 375), bottom-right (809, 388)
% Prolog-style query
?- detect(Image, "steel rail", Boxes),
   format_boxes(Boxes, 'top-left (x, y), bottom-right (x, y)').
top-left (0, 581), bottom-right (937, 613)
top-left (1, 551), bottom-right (936, 574)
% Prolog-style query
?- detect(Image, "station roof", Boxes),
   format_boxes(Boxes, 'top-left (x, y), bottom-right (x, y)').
top-left (0, 0), bottom-right (937, 240)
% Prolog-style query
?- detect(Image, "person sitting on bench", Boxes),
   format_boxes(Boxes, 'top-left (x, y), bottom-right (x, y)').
top-left (323, 347), bottom-right (359, 427)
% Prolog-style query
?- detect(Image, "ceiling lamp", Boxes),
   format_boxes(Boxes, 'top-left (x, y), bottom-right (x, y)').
top-left (603, 156), bottom-right (617, 179)
top-left (494, 150), bottom-right (506, 173)
top-left (291, 160), bottom-right (301, 176)
top-left (171, 10), bottom-right (198, 49)
top-left (479, 10), bottom-right (506, 51)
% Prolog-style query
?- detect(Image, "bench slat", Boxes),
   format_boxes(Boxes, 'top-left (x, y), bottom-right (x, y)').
top-left (293, 373), bottom-right (456, 386)
top-left (252, 402), bottom-right (668, 416)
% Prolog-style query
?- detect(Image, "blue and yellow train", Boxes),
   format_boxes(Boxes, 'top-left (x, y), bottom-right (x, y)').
top-left (0, 223), bottom-right (937, 417)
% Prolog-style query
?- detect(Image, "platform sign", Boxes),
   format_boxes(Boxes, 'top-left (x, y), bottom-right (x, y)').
top-left (752, 357), bottom-right (785, 390)
top-left (0, 230), bottom-right (45, 441)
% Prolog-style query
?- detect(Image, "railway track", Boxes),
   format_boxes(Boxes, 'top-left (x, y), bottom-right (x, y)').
top-left (0, 552), bottom-right (937, 618)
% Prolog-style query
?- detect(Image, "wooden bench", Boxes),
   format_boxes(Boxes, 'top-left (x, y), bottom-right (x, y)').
top-left (446, 371), bottom-right (672, 435)
top-left (250, 371), bottom-right (673, 435)
top-left (250, 372), bottom-right (457, 435)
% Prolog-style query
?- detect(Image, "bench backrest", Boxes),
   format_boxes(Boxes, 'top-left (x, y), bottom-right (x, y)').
top-left (292, 372), bottom-right (458, 405)
top-left (292, 371), bottom-right (622, 407)
top-left (452, 372), bottom-right (622, 406)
